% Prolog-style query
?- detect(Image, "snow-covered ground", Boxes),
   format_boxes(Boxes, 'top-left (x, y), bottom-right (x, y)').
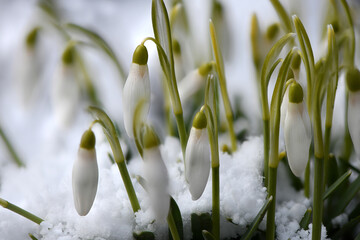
top-left (0, 0), bottom-right (358, 239)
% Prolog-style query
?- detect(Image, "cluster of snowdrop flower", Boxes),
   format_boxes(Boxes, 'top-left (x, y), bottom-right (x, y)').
top-left (2, 0), bottom-right (360, 239)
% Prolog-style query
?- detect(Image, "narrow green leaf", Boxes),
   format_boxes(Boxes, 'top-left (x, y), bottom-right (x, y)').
top-left (299, 208), bottom-right (312, 230)
top-left (323, 170), bottom-right (352, 200)
top-left (260, 33), bottom-right (295, 120)
top-left (202, 230), bottom-right (215, 240)
top-left (240, 196), bottom-right (273, 240)
top-left (133, 231), bottom-right (155, 240)
top-left (152, 0), bottom-right (174, 80)
top-left (88, 106), bottom-right (124, 163)
top-left (66, 23), bottom-right (126, 82)
top-left (28, 234), bottom-right (39, 240)
top-left (108, 153), bottom-right (115, 164)
top-left (168, 197), bottom-right (183, 240)
top-left (335, 173), bottom-right (360, 216)
top-left (269, 0), bottom-right (293, 33)
top-left (0, 126), bottom-right (25, 167)
top-left (191, 213), bottom-right (212, 240)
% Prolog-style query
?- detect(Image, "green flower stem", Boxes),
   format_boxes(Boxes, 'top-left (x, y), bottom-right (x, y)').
top-left (0, 198), bottom-right (43, 225)
top-left (116, 160), bottom-right (140, 213)
top-left (312, 155), bottom-right (324, 240)
top-left (0, 126), bottom-right (25, 167)
top-left (167, 211), bottom-right (180, 240)
top-left (323, 125), bottom-right (332, 188)
top-left (263, 119), bottom-right (270, 188)
top-left (340, 92), bottom-right (352, 163)
top-left (212, 165), bottom-right (220, 240)
top-left (209, 20), bottom-right (237, 152)
top-left (304, 158), bottom-right (310, 198)
top-left (266, 166), bottom-right (277, 240)
top-left (340, 0), bottom-right (355, 66)
top-left (141, 37), bottom-right (187, 156)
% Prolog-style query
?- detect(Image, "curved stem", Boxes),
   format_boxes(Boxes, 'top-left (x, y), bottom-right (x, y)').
top-left (167, 211), bottom-right (180, 240)
top-left (0, 126), bottom-right (25, 167)
top-left (263, 119), bottom-right (270, 187)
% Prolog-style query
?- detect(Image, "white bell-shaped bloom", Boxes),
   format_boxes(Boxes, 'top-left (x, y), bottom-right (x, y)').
top-left (142, 127), bottom-right (170, 221)
top-left (185, 111), bottom-right (210, 200)
top-left (51, 45), bottom-right (80, 128)
top-left (72, 129), bottom-right (98, 216)
top-left (284, 82), bottom-right (311, 177)
top-left (122, 45), bottom-right (150, 138)
top-left (346, 68), bottom-right (360, 156)
top-left (280, 85), bottom-right (290, 129)
top-left (178, 62), bottom-right (212, 102)
top-left (15, 27), bottom-right (43, 109)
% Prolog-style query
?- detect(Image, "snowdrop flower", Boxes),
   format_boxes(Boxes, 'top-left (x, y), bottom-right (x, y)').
top-left (122, 44), bottom-right (150, 138)
top-left (142, 126), bottom-right (170, 221)
top-left (284, 82), bottom-right (311, 177)
top-left (15, 27), bottom-right (43, 108)
top-left (346, 68), bottom-right (360, 157)
top-left (52, 44), bottom-right (80, 128)
top-left (185, 111), bottom-right (210, 200)
top-left (72, 129), bottom-right (98, 216)
top-left (178, 62), bottom-right (212, 102)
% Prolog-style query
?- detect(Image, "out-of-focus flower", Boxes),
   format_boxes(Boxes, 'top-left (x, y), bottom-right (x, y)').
top-left (122, 45), bottom-right (150, 138)
top-left (72, 129), bottom-right (98, 216)
top-left (185, 111), bottom-right (210, 200)
top-left (15, 27), bottom-right (43, 108)
top-left (51, 44), bottom-right (80, 128)
top-left (346, 68), bottom-right (360, 157)
top-left (178, 62), bottom-right (212, 102)
top-left (284, 82), bottom-right (311, 177)
top-left (142, 126), bottom-right (170, 221)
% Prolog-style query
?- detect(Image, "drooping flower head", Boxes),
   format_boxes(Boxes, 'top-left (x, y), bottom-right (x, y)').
top-left (185, 111), bottom-right (210, 200)
top-left (72, 129), bottom-right (98, 216)
top-left (284, 82), bottom-right (311, 177)
top-left (346, 68), bottom-right (360, 157)
top-left (122, 44), bottom-right (151, 138)
top-left (142, 126), bottom-right (170, 221)
top-left (52, 43), bottom-right (81, 128)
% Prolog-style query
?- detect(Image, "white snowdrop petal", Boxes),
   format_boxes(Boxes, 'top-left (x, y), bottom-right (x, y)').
top-left (143, 147), bottom-right (170, 221)
top-left (348, 91), bottom-right (360, 156)
top-left (122, 63), bottom-right (150, 138)
top-left (280, 87), bottom-right (289, 129)
top-left (284, 102), bottom-right (311, 177)
top-left (52, 65), bottom-right (80, 128)
top-left (185, 127), bottom-right (210, 200)
top-left (72, 148), bottom-right (99, 216)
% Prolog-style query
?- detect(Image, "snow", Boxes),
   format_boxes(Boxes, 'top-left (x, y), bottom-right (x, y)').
top-left (0, 0), bottom-right (355, 239)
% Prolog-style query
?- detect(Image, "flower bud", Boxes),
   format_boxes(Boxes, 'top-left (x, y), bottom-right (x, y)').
top-left (284, 82), bottom-right (311, 177)
top-left (122, 45), bottom-right (151, 138)
top-left (178, 62), bottom-right (212, 102)
top-left (346, 68), bottom-right (360, 156)
top-left (72, 129), bottom-right (98, 216)
top-left (185, 111), bottom-right (210, 200)
top-left (142, 127), bottom-right (170, 221)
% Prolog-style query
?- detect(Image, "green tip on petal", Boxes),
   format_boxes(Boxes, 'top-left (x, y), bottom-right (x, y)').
top-left (198, 62), bottom-right (212, 77)
top-left (287, 69), bottom-right (294, 80)
top-left (266, 23), bottom-right (280, 41)
top-left (62, 45), bottom-right (76, 65)
top-left (213, 0), bottom-right (223, 15)
top-left (172, 39), bottom-right (181, 55)
top-left (25, 27), bottom-right (40, 48)
top-left (288, 81), bottom-right (303, 103)
top-left (132, 45), bottom-right (148, 65)
top-left (330, 20), bottom-right (339, 33)
top-left (80, 129), bottom-right (96, 149)
top-left (291, 52), bottom-right (301, 71)
top-left (346, 68), bottom-right (360, 92)
top-left (142, 126), bottom-right (160, 149)
top-left (192, 111), bottom-right (207, 129)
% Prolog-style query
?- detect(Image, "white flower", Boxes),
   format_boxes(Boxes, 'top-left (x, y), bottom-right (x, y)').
top-left (142, 127), bottom-right (170, 221)
top-left (185, 111), bottom-right (210, 200)
top-left (346, 68), bottom-right (360, 157)
top-left (122, 45), bottom-right (150, 138)
top-left (51, 45), bottom-right (80, 128)
top-left (284, 82), bottom-right (311, 177)
top-left (72, 129), bottom-right (98, 216)
top-left (178, 62), bottom-right (212, 102)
